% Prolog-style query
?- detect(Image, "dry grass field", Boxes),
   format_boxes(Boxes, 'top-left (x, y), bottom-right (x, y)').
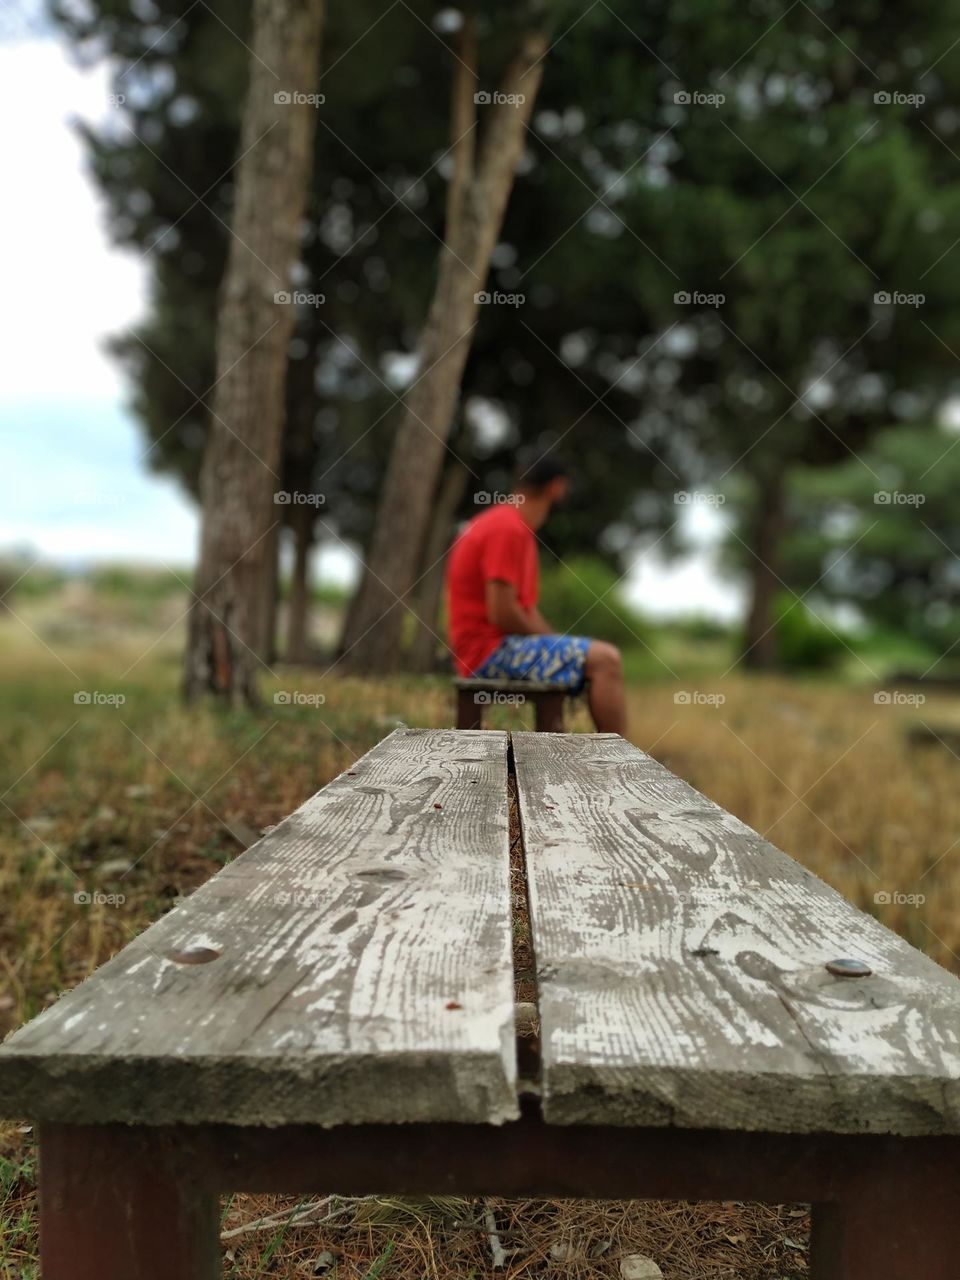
top-left (2, 597), bottom-right (958, 1279)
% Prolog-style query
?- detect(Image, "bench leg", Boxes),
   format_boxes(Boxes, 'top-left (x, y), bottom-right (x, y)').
top-left (40, 1124), bottom-right (220, 1280)
top-left (810, 1147), bottom-right (960, 1279)
top-left (534, 692), bottom-right (565, 732)
top-left (456, 688), bottom-right (483, 729)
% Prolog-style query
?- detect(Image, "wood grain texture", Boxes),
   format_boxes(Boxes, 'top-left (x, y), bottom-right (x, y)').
top-left (512, 731), bottom-right (960, 1135)
top-left (0, 730), bottom-right (518, 1127)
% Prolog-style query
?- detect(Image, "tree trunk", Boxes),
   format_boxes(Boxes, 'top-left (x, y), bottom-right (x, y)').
top-left (409, 461), bottom-right (469, 672)
top-left (743, 468), bottom-right (786, 670)
top-left (286, 501), bottom-right (314, 663)
top-left (258, 519), bottom-right (281, 664)
top-left (339, 16), bottom-right (548, 672)
top-left (182, 0), bottom-right (324, 706)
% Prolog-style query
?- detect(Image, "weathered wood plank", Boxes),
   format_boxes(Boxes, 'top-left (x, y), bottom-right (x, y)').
top-left (513, 731), bottom-right (960, 1134)
top-left (0, 729), bottom-right (518, 1127)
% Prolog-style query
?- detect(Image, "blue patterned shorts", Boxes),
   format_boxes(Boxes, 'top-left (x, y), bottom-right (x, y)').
top-left (473, 634), bottom-right (590, 690)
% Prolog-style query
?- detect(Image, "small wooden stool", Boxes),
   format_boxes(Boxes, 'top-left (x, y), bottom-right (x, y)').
top-left (453, 677), bottom-right (581, 732)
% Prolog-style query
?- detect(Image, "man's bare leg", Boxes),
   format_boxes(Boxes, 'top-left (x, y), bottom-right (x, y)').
top-left (585, 640), bottom-right (627, 735)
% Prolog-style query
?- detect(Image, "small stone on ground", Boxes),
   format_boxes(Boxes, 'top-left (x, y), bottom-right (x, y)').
top-left (620, 1255), bottom-right (664, 1280)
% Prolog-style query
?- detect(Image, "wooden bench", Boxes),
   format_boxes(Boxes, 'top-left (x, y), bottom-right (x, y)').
top-left (2, 728), bottom-right (960, 1279)
top-left (453, 676), bottom-right (581, 731)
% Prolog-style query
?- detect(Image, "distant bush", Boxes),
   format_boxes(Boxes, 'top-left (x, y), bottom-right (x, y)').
top-left (773, 594), bottom-right (847, 670)
top-left (670, 614), bottom-right (733, 642)
top-left (0, 557), bottom-right (67, 601)
top-left (538, 555), bottom-right (645, 649)
top-left (88, 565), bottom-right (188, 600)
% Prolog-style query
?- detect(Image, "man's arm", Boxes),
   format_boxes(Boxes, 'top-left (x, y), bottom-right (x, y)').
top-left (527, 605), bottom-right (553, 633)
top-left (485, 580), bottom-right (550, 635)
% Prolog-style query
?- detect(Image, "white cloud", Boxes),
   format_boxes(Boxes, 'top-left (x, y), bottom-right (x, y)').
top-left (0, 37), bottom-right (146, 400)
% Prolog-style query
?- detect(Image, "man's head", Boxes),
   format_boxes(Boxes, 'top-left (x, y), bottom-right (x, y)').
top-left (513, 452), bottom-right (569, 529)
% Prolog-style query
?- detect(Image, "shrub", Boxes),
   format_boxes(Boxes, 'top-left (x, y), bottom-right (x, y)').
top-left (538, 555), bottom-right (645, 649)
top-left (772, 594), bottom-right (846, 670)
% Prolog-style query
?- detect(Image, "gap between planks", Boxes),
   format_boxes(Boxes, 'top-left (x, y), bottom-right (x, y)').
top-left (507, 735), bottom-right (542, 1106)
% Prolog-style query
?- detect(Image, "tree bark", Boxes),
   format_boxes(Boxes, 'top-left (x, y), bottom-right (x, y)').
top-left (409, 461), bottom-right (469, 672)
top-left (286, 501), bottom-right (314, 662)
top-left (182, 0), bottom-right (324, 706)
top-left (339, 15), bottom-right (548, 672)
top-left (258, 519), bottom-right (281, 664)
top-left (743, 468), bottom-right (786, 670)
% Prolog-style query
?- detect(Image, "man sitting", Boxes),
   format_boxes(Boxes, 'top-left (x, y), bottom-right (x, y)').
top-left (445, 454), bottom-right (628, 735)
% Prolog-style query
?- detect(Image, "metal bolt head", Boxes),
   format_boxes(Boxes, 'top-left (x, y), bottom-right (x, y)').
top-left (168, 945), bottom-right (221, 965)
top-left (826, 957), bottom-right (872, 978)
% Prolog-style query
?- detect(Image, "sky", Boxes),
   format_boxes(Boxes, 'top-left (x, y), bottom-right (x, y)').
top-left (0, 14), bottom-right (743, 620)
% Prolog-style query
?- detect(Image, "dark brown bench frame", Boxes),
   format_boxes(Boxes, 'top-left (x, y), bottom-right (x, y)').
top-left (41, 1109), bottom-right (959, 1279)
top-left (453, 677), bottom-right (582, 732)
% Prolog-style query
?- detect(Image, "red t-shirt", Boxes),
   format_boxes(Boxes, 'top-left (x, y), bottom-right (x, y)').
top-left (446, 503), bottom-right (539, 676)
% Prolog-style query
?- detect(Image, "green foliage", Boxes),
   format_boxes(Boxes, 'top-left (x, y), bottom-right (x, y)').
top-left (779, 422), bottom-right (960, 650)
top-left (0, 559), bottom-right (66, 601)
top-left (87, 565), bottom-right (189, 600)
top-left (50, 0), bottom-right (960, 659)
top-left (770, 595), bottom-right (847, 671)
top-left (538, 555), bottom-right (645, 649)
